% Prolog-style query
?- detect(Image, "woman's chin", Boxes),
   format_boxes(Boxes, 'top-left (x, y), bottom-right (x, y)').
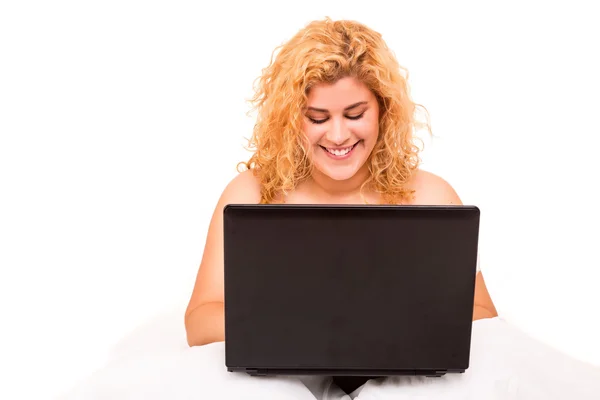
top-left (315, 164), bottom-right (364, 182)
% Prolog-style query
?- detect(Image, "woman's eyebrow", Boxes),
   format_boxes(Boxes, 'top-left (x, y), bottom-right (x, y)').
top-left (306, 101), bottom-right (368, 113)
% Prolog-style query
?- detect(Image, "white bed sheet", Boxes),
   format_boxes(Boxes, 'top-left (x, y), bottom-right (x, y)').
top-left (59, 314), bottom-right (600, 400)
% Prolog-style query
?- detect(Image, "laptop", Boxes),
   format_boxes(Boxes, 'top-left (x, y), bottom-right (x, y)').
top-left (223, 204), bottom-right (480, 378)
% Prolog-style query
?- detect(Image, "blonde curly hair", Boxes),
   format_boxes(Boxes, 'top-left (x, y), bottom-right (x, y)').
top-left (239, 17), bottom-right (431, 204)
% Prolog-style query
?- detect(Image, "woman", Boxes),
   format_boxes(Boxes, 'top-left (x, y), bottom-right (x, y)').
top-left (184, 17), bottom-right (498, 398)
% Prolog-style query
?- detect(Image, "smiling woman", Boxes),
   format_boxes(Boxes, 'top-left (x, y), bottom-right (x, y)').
top-left (308, 100), bottom-right (368, 160)
top-left (235, 17), bottom-right (426, 207)
top-left (184, 16), bottom-right (498, 398)
top-left (302, 80), bottom-right (379, 186)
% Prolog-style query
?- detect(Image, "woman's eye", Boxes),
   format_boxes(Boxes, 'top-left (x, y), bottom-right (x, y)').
top-left (309, 117), bottom-right (328, 124)
top-left (308, 112), bottom-right (364, 124)
top-left (346, 112), bottom-right (365, 120)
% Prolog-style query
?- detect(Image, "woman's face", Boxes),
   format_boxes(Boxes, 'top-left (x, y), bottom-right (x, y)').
top-left (302, 76), bottom-right (380, 182)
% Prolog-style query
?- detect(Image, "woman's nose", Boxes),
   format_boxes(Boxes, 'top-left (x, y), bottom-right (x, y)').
top-left (325, 118), bottom-right (350, 145)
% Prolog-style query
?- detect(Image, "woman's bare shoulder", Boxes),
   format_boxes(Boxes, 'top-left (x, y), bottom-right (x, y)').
top-left (406, 169), bottom-right (462, 205)
top-left (219, 169), bottom-right (262, 204)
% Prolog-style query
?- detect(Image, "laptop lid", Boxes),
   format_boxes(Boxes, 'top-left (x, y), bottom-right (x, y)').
top-left (223, 204), bottom-right (480, 377)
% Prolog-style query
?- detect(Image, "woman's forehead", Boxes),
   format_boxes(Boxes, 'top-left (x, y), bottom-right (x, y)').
top-left (306, 77), bottom-right (375, 111)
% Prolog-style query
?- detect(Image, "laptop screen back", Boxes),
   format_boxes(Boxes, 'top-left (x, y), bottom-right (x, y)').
top-left (224, 205), bottom-right (479, 375)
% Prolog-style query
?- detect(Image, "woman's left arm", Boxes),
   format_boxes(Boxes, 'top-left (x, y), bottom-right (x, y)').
top-left (473, 271), bottom-right (498, 320)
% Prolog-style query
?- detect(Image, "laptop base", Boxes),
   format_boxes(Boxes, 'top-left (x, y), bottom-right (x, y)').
top-left (228, 367), bottom-right (465, 377)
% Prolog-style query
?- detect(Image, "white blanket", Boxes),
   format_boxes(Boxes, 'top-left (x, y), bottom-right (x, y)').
top-left (60, 317), bottom-right (600, 399)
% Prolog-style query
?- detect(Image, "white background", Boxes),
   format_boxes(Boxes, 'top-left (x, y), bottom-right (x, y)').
top-left (1, 1), bottom-right (599, 399)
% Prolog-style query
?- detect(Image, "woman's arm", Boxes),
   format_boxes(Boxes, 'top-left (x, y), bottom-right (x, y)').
top-left (185, 301), bottom-right (225, 346)
top-left (473, 271), bottom-right (498, 320)
top-left (184, 170), bottom-right (261, 346)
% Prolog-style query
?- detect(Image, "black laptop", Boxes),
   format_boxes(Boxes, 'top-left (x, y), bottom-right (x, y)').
top-left (223, 204), bottom-right (480, 378)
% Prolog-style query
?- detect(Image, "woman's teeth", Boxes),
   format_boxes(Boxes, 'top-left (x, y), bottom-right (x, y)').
top-left (326, 146), bottom-right (353, 156)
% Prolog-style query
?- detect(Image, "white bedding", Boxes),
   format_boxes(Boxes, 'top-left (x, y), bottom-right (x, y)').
top-left (59, 315), bottom-right (600, 399)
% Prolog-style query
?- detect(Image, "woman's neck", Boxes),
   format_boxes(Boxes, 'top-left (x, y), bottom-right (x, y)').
top-left (307, 164), bottom-right (372, 203)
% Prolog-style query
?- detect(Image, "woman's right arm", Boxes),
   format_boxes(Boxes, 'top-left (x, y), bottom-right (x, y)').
top-left (184, 170), bottom-right (261, 346)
